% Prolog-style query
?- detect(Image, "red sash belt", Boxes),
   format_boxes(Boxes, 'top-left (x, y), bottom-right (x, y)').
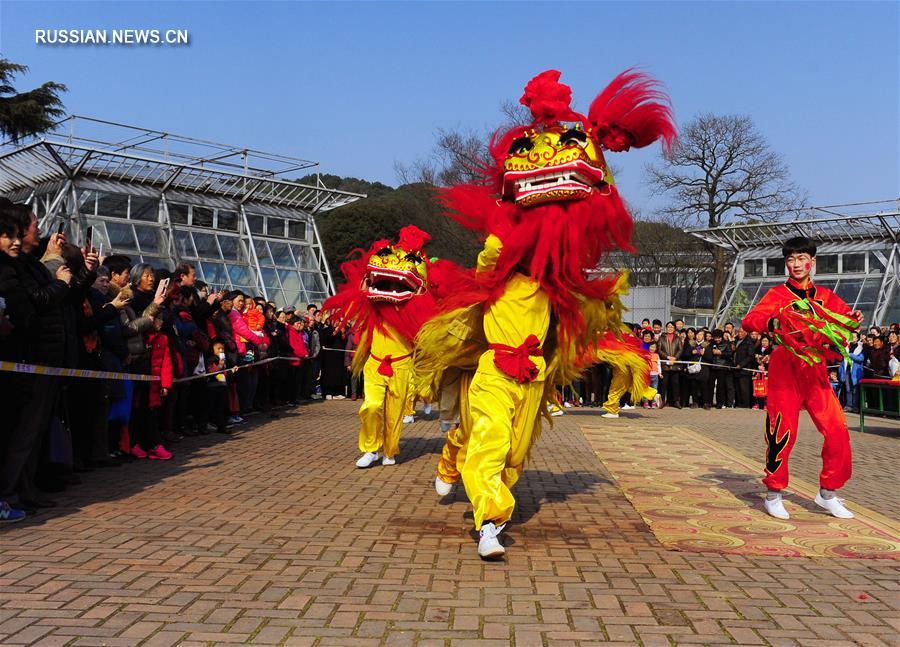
top-left (488, 334), bottom-right (543, 383)
top-left (370, 352), bottom-right (411, 377)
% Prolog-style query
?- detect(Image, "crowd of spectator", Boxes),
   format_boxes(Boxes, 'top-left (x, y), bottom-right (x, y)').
top-left (2, 196), bottom-right (898, 524)
top-left (565, 317), bottom-right (900, 414)
top-left (0, 199), bottom-right (357, 523)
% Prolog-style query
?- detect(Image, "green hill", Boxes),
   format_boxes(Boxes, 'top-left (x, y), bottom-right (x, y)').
top-left (314, 181), bottom-right (480, 272)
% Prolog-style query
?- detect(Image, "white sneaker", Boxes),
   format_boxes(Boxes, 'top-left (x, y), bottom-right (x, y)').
top-left (563, 401), bottom-right (573, 408)
top-left (402, 415), bottom-right (415, 424)
top-left (815, 493), bottom-right (854, 519)
top-left (333, 395), bottom-right (345, 400)
top-left (764, 495), bottom-right (790, 519)
top-left (600, 410), bottom-right (619, 419)
top-left (548, 405), bottom-right (564, 417)
top-left (621, 404), bottom-right (635, 410)
top-left (477, 522), bottom-right (506, 559)
top-left (423, 403), bottom-right (432, 415)
top-left (434, 476), bottom-right (453, 496)
top-left (325, 395), bottom-right (333, 400)
top-left (355, 451), bottom-right (382, 468)
top-left (382, 455), bottom-right (396, 466)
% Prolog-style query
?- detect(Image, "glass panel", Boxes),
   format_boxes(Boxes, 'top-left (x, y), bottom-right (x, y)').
top-left (765, 258), bottom-right (785, 277)
top-left (217, 235), bottom-right (240, 261)
top-left (173, 230), bottom-right (196, 259)
top-left (302, 272), bottom-right (327, 296)
top-left (217, 210), bottom-right (238, 232)
top-left (260, 267), bottom-right (281, 289)
top-left (292, 245), bottom-right (314, 269)
top-left (254, 239), bottom-right (273, 265)
top-left (192, 232), bottom-right (220, 259)
top-left (96, 192), bottom-right (129, 218)
top-left (168, 203), bottom-right (189, 224)
top-left (141, 256), bottom-right (171, 270)
top-left (104, 222), bottom-right (137, 250)
top-left (134, 225), bottom-right (159, 253)
top-left (199, 262), bottom-right (229, 288)
top-left (227, 264), bottom-right (253, 287)
top-left (247, 213), bottom-right (265, 234)
top-left (78, 191), bottom-right (97, 217)
top-left (842, 253), bottom-right (866, 273)
top-left (744, 259), bottom-right (763, 277)
top-left (834, 279), bottom-right (862, 304)
top-left (869, 250), bottom-right (887, 272)
top-left (269, 218), bottom-right (286, 237)
top-left (288, 220), bottom-right (307, 240)
top-left (192, 206), bottom-right (214, 228)
top-left (267, 289), bottom-right (287, 307)
top-left (856, 277), bottom-right (879, 308)
top-left (130, 196), bottom-right (159, 222)
top-left (277, 269), bottom-right (301, 295)
top-left (268, 241), bottom-right (292, 266)
top-left (817, 255), bottom-right (838, 274)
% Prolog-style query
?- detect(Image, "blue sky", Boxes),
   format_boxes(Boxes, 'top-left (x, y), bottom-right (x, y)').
top-left (1, 1), bottom-right (897, 220)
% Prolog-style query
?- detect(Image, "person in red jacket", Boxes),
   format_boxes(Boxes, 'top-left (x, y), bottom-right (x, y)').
top-left (742, 237), bottom-right (863, 520)
top-left (136, 315), bottom-right (174, 461)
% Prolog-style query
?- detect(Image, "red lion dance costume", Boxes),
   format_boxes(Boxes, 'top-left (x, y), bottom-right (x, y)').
top-left (323, 226), bottom-right (438, 467)
top-left (415, 69), bottom-right (675, 558)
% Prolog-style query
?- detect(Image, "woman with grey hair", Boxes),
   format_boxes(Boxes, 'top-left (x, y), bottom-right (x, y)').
top-left (129, 263), bottom-right (155, 313)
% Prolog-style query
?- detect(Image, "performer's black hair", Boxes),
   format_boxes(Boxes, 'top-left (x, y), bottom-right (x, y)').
top-left (782, 236), bottom-right (817, 258)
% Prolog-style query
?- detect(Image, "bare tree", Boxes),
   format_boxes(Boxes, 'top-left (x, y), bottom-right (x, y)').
top-left (646, 113), bottom-right (806, 305)
top-left (396, 101), bottom-right (531, 187)
top-left (611, 218), bottom-right (715, 309)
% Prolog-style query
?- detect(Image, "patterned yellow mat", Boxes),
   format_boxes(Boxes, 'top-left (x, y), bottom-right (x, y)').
top-left (580, 422), bottom-right (900, 559)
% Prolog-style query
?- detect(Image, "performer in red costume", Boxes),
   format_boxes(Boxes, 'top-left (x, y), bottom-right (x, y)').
top-left (742, 236), bottom-right (863, 520)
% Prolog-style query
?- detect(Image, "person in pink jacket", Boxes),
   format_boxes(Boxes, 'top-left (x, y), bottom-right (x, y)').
top-left (228, 293), bottom-right (267, 414)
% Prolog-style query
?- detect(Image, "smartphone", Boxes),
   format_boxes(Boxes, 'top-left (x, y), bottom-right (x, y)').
top-left (159, 277), bottom-right (170, 293)
top-left (84, 226), bottom-right (94, 251)
top-left (56, 221), bottom-right (65, 236)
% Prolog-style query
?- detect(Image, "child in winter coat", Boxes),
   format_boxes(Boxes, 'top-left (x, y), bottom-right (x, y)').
top-left (643, 341), bottom-right (662, 408)
top-left (205, 338), bottom-right (231, 434)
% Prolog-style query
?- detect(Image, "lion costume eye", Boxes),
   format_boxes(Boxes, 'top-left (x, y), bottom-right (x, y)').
top-left (508, 136), bottom-right (533, 155)
top-left (560, 129), bottom-right (588, 149)
top-left (405, 252), bottom-right (423, 264)
top-left (376, 247), bottom-right (392, 257)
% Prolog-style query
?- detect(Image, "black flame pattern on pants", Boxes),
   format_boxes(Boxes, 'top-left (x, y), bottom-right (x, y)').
top-left (764, 412), bottom-right (790, 475)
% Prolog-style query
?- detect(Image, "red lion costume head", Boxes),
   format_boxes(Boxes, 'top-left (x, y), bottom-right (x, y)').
top-left (323, 225), bottom-right (440, 348)
top-left (439, 69), bottom-right (676, 344)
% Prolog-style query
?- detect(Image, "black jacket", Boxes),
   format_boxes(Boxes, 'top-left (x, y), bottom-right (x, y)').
top-left (733, 336), bottom-right (757, 371)
top-left (0, 253), bottom-right (31, 362)
top-left (15, 252), bottom-right (70, 366)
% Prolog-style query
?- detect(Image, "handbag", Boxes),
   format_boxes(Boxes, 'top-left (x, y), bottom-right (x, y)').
top-left (687, 361), bottom-right (702, 374)
top-left (753, 375), bottom-right (768, 397)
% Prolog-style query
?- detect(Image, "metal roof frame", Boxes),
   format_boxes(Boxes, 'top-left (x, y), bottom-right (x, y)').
top-left (0, 116), bottom-right (368, 303)
top-left (0, 140), bottom-right (364, 213)
top-left (686, 202), bottom-right (900, 326)
top-left (687, 203), bottom-right (899, 253)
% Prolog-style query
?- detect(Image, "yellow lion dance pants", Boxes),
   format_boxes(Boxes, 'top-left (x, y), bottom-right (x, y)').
top-left (358, 357), bottom-right (411, 459)
top-left (602, 367), bottom-right (631, 415)
top-left (436, 369), bottom-right (472, 484)
top-left (460, 372), bottom-right (544, 529)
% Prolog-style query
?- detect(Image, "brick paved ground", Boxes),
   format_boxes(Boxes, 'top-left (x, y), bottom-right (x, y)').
top-left (571, 405), bottom-right (899, 519)
top-left (1, 400), bottom-right (898, 646)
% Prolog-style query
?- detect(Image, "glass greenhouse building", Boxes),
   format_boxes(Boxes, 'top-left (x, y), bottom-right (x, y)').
top-left (689, 203), bottom-right (900, 327)
top-left (0, 116), bottom-right (364, 306)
